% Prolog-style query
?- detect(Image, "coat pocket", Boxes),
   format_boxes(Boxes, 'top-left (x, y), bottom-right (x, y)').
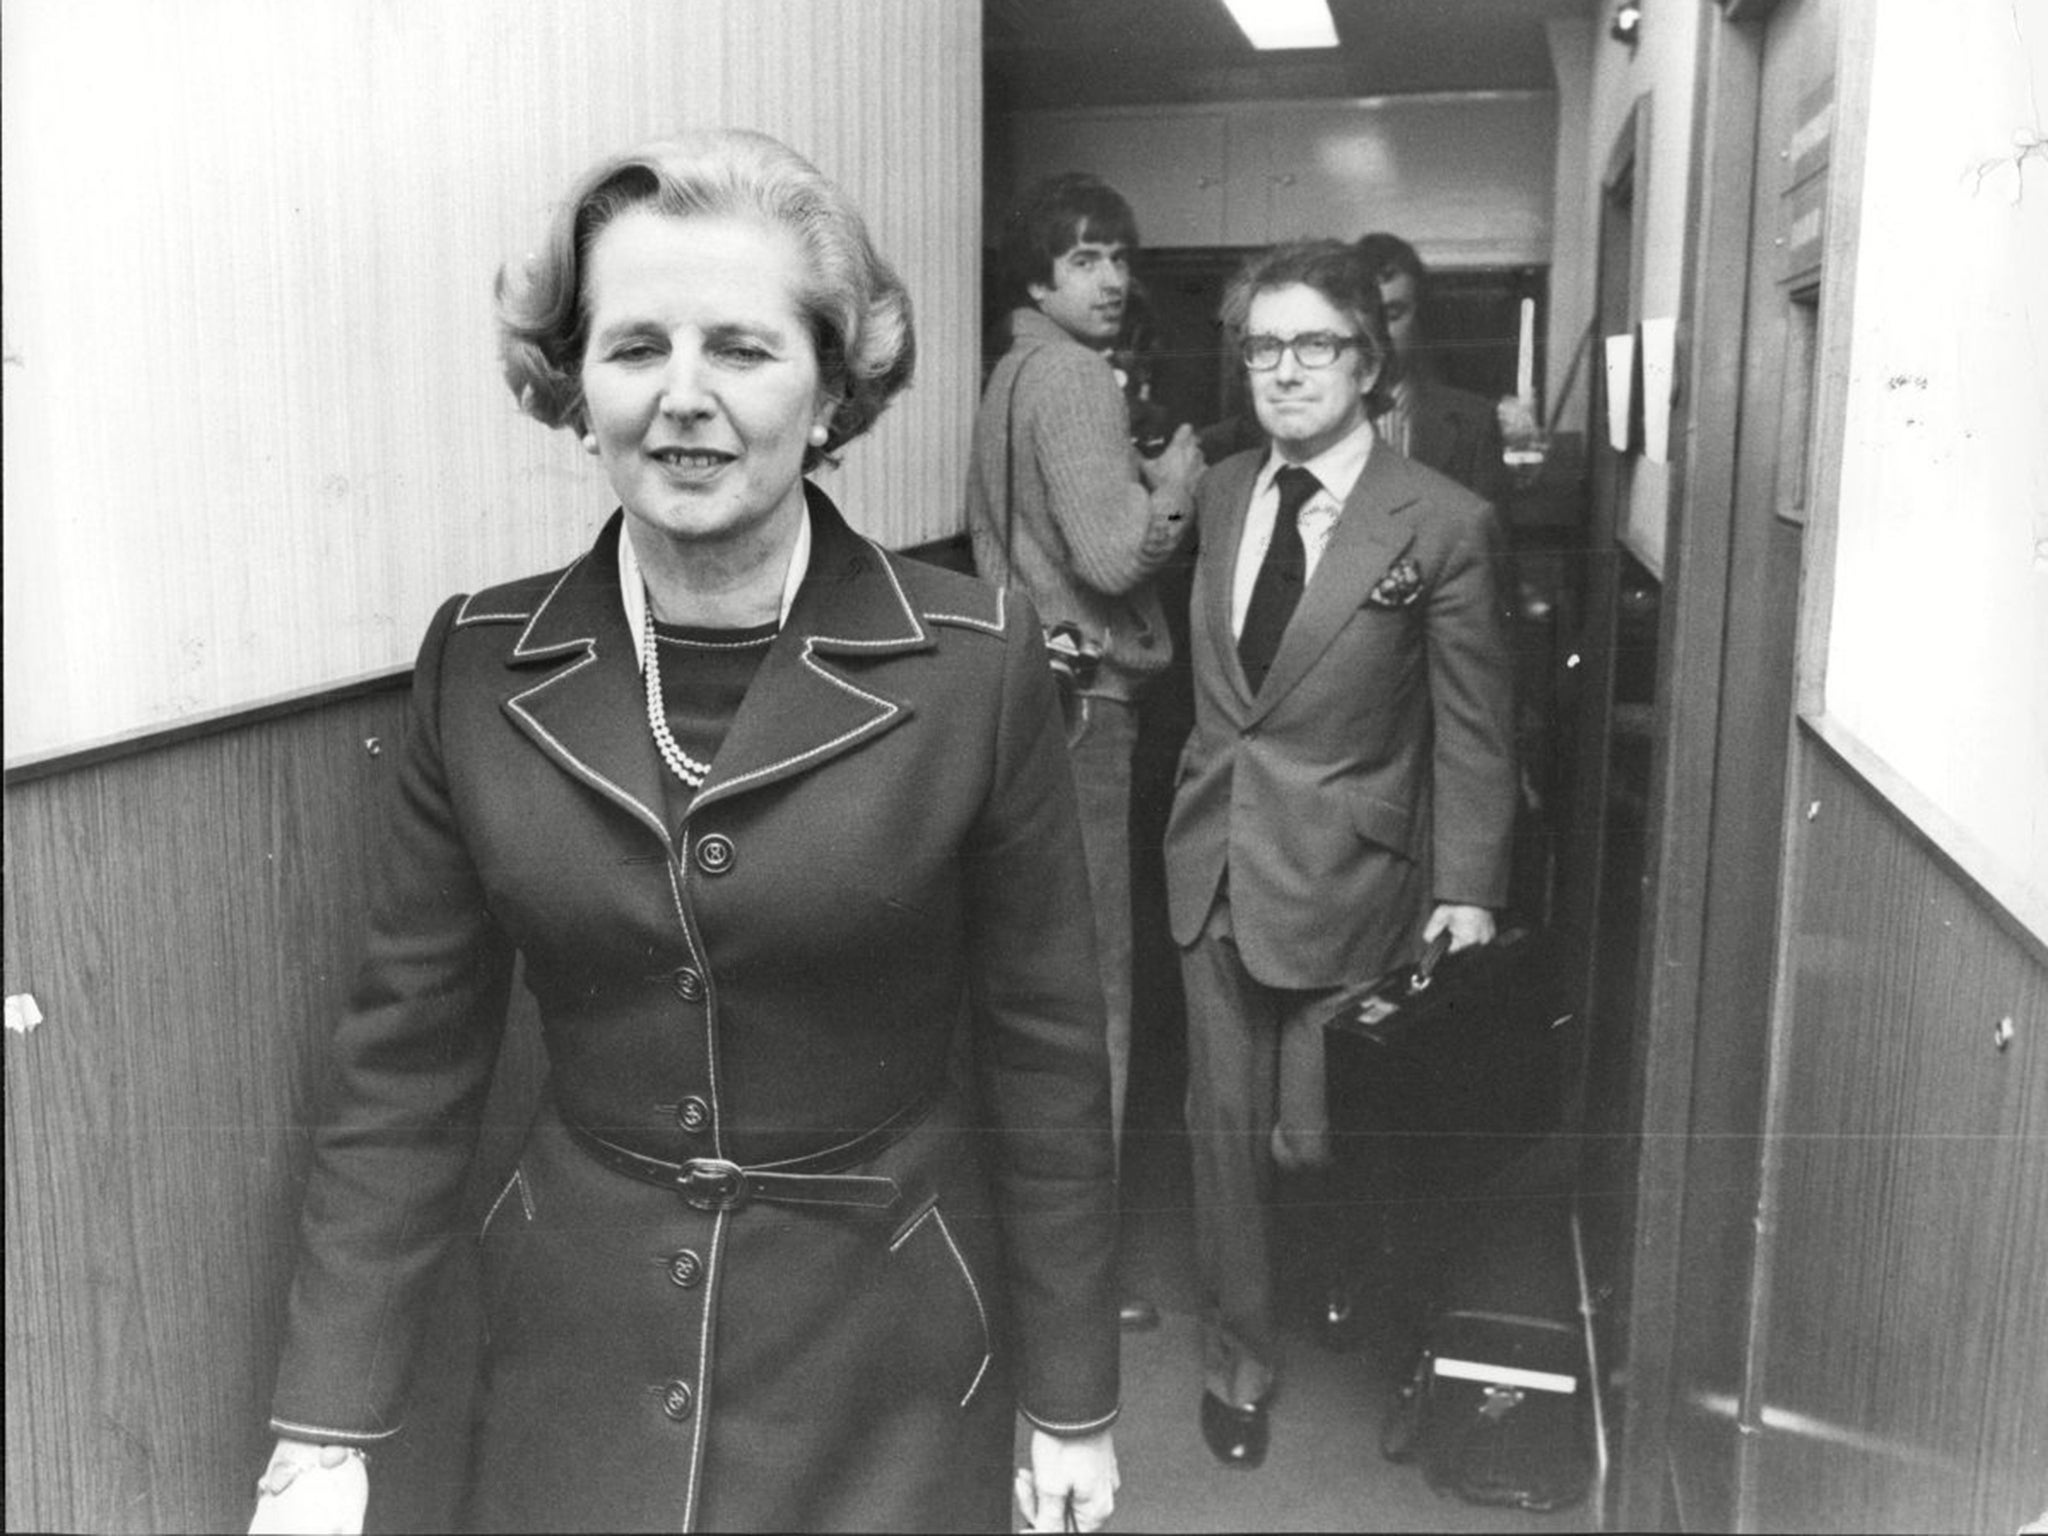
top-left (888, 1198), bottom-right (995, 1409)
top-left (1349, 789), bottom-right (1421, 860)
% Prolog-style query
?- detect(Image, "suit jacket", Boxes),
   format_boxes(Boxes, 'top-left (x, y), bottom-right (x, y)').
top-left (1163, 445), bottom-right (1517, 989)
top-left (1407, 375), bottom-right (1508, 505)
top-left (270, 486), bottom-right (1118, 1531)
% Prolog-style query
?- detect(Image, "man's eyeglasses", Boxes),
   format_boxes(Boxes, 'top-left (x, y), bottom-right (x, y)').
top-left (1240, 331), bottom-right (1363, 371)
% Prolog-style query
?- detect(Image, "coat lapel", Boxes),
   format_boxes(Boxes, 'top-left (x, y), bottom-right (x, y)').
top-left (1245, 443), bottom-right (1419, 722)
top-left (499, 488), bottom-right (927, 845)
top-left (690, 487), bottom-right (927, 813)
top-left (501, 515), bottom-right (673, 847)
top-left (1204, 454), bottom-right (1264, 712)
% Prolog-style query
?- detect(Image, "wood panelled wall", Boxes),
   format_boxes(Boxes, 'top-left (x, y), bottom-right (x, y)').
top-left (1746, 733), bottom-right (2047, 1533)
top-left (4, 689), bottom-right (544, 1532)
top-left (2, 0), bottom-right (980, 762)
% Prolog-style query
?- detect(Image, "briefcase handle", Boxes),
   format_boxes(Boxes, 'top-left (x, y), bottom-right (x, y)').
top-left (1409, 929), bottom-right (1454, 994)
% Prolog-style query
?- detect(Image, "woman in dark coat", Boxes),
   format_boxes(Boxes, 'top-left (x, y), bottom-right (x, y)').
top-left (248, 128), bottom-right (1121, 1534)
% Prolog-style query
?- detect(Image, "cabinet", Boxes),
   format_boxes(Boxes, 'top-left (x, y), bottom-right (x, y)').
top-left (1005, 94), bottom-right (1556, 265)
top-left (1001, 109), bottom-right (1231, 247)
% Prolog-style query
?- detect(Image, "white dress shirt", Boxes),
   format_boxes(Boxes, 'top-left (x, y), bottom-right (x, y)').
top-left (1230, 417), bottom-right (1378, 639)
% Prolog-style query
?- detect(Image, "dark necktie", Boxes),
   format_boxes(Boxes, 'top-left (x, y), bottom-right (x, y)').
top-left (1237, 465), bottom-right (1320, 693)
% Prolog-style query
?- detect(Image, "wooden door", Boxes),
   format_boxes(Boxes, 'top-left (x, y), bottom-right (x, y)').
top-left (1662, 1), bottom-right (1839, 1528)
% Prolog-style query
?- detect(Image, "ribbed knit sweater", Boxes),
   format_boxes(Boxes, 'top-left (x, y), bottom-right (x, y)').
top-left (966, 308), bottom-right (1195, 700)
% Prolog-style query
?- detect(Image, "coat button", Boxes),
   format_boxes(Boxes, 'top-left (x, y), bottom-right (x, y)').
top-left (668, 1249), bottom-right (704, 1288)
top-left (676, 1096), bottom-right (711, 1134)
top-left (660, 1380), bottom-right (694, 1421)
top-left (670, 967), bottom-right (705, 1003)
top-left (695, 833), bottom-right (735, 875)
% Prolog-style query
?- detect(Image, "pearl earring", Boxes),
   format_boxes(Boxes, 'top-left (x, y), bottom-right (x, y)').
top-left (580, 432), bottom-right (599, 454)
top-left (808, 423), bottom-right (830, 448)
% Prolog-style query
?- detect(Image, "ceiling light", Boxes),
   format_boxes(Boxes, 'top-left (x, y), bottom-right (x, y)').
top-left (1220, 0), bottom-right (1340, 51)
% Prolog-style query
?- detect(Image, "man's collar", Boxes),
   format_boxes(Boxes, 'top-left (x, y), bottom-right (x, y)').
top-left (1256, 415), bottom-right (1378, 504)
top-left (1009, 305), bottom-right (1094, 351)
top-left (617, 502), bottom-right (813, 671)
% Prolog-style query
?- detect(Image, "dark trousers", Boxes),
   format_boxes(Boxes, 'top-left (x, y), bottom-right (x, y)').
top-left (1179, 894), bottom-right (1344, 1407)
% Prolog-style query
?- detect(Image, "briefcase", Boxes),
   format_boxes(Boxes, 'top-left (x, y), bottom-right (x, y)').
top-left (1322, 926), bottom-right (1571, 1193)
top-left (1381, 1306), bottom-right (1593, 1512)
top-left (1379, 1201), bottom-right (1593, 1513)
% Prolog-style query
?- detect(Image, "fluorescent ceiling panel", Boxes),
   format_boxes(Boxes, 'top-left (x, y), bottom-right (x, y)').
top-left (1219, 0), bottom-right (1340, 50)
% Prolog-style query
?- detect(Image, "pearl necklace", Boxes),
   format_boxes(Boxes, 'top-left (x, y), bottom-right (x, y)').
top-left (640, 593), bottom-right (712, 789)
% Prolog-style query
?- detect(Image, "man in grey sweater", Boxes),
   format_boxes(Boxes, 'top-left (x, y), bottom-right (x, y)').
top-left (968, 174), bottom-right (1204, 1331)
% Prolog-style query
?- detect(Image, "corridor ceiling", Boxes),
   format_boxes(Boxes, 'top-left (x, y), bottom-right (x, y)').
top-left (985, 0), bottom-right (1598, 110)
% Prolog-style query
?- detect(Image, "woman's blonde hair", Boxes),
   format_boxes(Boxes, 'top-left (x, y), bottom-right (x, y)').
top-left (496, 128), bottom-right (915, 471)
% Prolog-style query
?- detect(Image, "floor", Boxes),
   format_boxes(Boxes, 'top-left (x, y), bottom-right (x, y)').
top-left (1018, 1046), bottom-right (1599, 1536)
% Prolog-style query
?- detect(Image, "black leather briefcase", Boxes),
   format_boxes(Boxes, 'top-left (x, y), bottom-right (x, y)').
top-left (1378, 1201), bottom-right (1594, 1513)
top-left (1321, 926), bottom-right (1571, 1192)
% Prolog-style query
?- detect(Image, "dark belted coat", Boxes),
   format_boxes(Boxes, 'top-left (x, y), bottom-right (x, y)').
top-left (268, 486), bottom-right (1120, 1533)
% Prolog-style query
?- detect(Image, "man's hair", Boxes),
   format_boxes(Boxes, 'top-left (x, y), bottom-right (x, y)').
top-left (1356, 230), bottom-right (1428, 294)
top-left (996, 172), bottom-right (1140, 307)
top-left (1219, 239), bottom-right (1395, 416)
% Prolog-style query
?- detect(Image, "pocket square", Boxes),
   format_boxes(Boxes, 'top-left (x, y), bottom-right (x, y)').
top-left (1366, 557), bottom-right (1423, 608)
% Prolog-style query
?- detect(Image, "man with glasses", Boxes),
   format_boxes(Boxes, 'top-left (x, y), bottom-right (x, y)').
top-left (1201, 232), bottom-right (1507, 506)
top-left (1162, 240), bottom-right (1516, 1469)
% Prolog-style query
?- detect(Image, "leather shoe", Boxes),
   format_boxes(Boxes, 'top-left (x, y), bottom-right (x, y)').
top-left (1119, 1295), bottom-right (1160, 1331)
top-left (1199, 1390), bottom-right (1269, 1468)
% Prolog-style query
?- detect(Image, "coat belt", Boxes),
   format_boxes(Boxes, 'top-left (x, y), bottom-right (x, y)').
top-left (563, 1090), bottom-right (939, 1212)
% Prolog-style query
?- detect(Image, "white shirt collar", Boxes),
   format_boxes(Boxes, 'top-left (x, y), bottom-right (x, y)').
top-left (1254, 414), bottom-right (1377, 507)
top-left (617, 505), bottom-right (813, 671)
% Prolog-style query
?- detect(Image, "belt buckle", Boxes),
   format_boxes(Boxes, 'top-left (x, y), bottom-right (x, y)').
top-left (680, 1157), bottom-right (747, 1211)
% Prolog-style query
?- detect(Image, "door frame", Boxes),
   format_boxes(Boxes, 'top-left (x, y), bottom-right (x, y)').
top-left (1604, 9), bottom-right (1769, 1529)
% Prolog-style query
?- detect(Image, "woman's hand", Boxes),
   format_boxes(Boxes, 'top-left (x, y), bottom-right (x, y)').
top-left (248, 1438), bottom-right (368, 1536)
top-left (1015, 1426), bottom-right (1119, 1532)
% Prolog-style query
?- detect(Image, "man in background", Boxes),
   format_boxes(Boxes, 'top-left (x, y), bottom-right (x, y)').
top-left (967, 172), bottom-right (1206, 1331)
top-left (1354, 231), bottom-right (1507, 503)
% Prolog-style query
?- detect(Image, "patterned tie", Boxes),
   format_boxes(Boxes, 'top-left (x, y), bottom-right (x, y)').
top-left (1237, 465), bottom-right (1320, 693)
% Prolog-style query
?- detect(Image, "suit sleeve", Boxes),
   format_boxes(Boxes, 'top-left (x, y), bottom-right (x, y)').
top-left (960, 589), bottom-right (1121, 1435)
top-left (1425, 500), bottom-right (1519, 908)
top-left (268, 595), bottom-right (515, 1444)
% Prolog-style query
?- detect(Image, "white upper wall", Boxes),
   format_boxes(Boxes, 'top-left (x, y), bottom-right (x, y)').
top-left (1823, 0), bottom-right (2048, 918)
top-left (1, 0), bottom-right (981, 760)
